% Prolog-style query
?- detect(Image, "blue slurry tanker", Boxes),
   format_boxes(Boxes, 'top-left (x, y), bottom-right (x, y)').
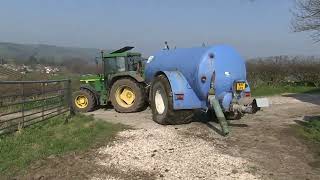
top-left (73, 44), bottom-right (267, 135)
top-left (145, 45), bottom-right (268, 135)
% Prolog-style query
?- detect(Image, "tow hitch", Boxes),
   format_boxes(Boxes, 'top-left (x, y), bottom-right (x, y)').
top-left (232, 97), bottom-right (269, 115)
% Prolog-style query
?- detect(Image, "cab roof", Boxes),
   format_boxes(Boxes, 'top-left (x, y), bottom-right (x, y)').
top-left (103, 46), bottom-right (141, 58)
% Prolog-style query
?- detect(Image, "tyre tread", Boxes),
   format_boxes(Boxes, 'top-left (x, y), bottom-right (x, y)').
top-left (72, 90), bottom-right (96, 112)
top-left (110, 78), bottom-right (147, 113)
top-left (151, 75), bottom-right (193, 125)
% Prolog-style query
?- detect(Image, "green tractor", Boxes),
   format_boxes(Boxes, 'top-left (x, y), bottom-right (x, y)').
top-left (72, 46), bottom-right (148, 113)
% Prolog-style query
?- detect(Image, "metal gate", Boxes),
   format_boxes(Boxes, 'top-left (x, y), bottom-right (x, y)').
top-left (0, 79), bottom-right (75, 135)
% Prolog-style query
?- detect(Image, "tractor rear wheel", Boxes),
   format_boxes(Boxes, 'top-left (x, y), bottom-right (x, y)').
top-left (73, 90), bottom-right (96, 112)
top-left (110, 78), bottom-right (146, 113)
top-left (150, 75), bottom-right (193, 125)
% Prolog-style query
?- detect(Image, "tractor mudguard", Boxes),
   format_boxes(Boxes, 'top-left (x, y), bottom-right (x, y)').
top-left (80, 84), bottom-right (100, 104)
top-left (162, 71), bottom-right (203, 110)
top-left (109, 71), bottom-right (144, 84)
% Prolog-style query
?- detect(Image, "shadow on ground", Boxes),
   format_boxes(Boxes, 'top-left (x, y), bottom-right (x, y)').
top-left (282, 89), bottom-right (320, 105)
top-left (294, 115), bottom-right (320, 126)
top-left (192, 110), bottom-right (249, 136)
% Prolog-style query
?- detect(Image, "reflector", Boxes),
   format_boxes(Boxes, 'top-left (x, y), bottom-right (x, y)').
top-left (175, 94), bottom-right (184, 100)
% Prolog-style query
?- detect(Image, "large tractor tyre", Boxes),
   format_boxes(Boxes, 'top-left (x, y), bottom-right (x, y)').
top-left (73, 90), bottom-right (96, 112)
top-left (150, 75), bottom-right (193, 125)
top-left (110, 78), bottom-right (146, 113)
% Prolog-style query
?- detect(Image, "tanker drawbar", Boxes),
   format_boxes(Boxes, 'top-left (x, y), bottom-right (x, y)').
top-left (145, 44), bottom-right (269, 135)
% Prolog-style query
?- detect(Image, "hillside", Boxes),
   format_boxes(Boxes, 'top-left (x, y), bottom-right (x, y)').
top-left (0, 42), bottom-right (100, 64)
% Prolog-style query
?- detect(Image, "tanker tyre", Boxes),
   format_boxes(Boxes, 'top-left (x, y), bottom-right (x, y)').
top-left (110, 78), bottom-right (146, 113)
top-left (73, 90), bottom-right (96, 112)
top-left (151, 75), bottom-right (193, 125)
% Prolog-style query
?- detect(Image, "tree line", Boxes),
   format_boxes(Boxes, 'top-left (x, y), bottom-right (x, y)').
top-left (247, 55), bottom-right (320, 88)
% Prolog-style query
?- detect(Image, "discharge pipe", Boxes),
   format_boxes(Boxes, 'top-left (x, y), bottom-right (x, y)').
top-left (208, 95), bottom-right (229, 136)
top-left (208, 75), bottom-right (229, 136)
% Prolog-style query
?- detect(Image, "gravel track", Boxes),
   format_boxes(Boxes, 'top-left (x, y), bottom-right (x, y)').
top-left (94, 127), bottom-right (259, 180)
top-left (90, 94), bottom-right (320, 180)
top-left (18, 94), bottom-right (320, 180)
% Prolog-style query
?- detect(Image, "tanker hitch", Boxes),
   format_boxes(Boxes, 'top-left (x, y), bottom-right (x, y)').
top-left (231, 98), bottom-right (260, 115)
top-left (231, 97), bottom-right (269, 116)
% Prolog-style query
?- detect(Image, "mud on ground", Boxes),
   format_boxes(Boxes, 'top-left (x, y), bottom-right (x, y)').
top-left (18, 94), bottom-right (320, 180)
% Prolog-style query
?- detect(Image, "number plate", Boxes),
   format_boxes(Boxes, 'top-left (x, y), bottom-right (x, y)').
top-left (236, 83), bottom-right (246, 91)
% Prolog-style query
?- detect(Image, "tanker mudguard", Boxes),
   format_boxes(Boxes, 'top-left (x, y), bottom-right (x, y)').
top-left (162, 71), bottom-right (204, 110)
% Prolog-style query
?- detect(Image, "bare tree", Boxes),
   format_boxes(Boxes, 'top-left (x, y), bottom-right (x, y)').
top-left (292, 0), bottom-right (320, 42)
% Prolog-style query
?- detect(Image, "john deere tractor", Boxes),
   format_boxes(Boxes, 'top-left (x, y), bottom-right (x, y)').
top-left (73, 46), bottom-right (147, 113)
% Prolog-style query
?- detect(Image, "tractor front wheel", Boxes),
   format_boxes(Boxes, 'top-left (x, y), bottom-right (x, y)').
top-left (72, 90), bottom-right (96, 112)
top-left (110, 78), bottom-right (146, 113)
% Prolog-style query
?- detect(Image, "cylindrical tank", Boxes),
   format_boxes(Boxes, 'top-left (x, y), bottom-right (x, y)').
top-left (145, 45), bottom-right (247, 102)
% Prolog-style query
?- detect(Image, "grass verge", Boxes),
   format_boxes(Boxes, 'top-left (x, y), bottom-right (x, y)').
top-left (251, 85), bottom-right (320, 96)
top-left (0, 114), bottom-right (125, 177)
top-left (295, 117), bottom-right (320, 143)
top-left (292, 117), bottom-right (320, 168)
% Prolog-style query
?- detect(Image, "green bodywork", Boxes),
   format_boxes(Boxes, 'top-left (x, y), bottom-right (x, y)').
top-left (79, 74), bottom-right (107, 105)
top-left (79, 47), bottom-right (145, 105)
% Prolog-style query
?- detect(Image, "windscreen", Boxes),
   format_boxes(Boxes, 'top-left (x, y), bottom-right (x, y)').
top-left (127, 56), bottom-right (143, 71)
top-left (104, 57), bottom-right (126, 75)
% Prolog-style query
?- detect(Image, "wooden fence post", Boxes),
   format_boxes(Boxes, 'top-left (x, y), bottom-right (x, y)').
top-left (65, 79), bottom-right (74, 123)
top-left (20, 83), bottom-right (25, 129)
top-left (41, 82), bottom-right (45, 121)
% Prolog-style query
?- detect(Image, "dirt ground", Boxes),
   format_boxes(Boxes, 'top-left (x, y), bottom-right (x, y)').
top-left (19, 94), bottom-right (320, 180)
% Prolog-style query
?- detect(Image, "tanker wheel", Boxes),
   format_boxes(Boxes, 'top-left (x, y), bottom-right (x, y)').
top-left (72, 90), bottom-right (96, 112)
top-left (151, 75), bottom-right (193, 125)
top-left (110, 78), bottom-right (146, 113)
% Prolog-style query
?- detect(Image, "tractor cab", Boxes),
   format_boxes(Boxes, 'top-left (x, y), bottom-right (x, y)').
top-left (102, 46), bottom-right (144, 76)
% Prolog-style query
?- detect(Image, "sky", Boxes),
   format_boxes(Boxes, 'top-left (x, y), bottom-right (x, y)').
top-left (0, 0), bottom-right (319, 57)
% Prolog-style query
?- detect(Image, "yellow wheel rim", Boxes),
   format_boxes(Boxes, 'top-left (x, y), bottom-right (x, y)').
top-left (75, 95), bottom-right (89, 109)
top-left (115, 86), bottom-right (136, 108)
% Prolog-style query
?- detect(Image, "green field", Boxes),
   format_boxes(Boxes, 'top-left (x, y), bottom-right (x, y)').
top-left (0, 114), bottom-right (125, 177)
top-left (251, 85), bottom-right (320, 97)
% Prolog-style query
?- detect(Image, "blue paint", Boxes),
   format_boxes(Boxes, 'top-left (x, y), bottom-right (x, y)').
top-left (161, 71), bottom-right (203, 109)
top-left (220, 92), bottom-right (233, 110)
top-left (145, 45), bottom-right (249, 111)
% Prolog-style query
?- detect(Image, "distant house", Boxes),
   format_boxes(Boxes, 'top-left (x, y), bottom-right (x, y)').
top-left (44, 66), bottom-right (52, 74)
